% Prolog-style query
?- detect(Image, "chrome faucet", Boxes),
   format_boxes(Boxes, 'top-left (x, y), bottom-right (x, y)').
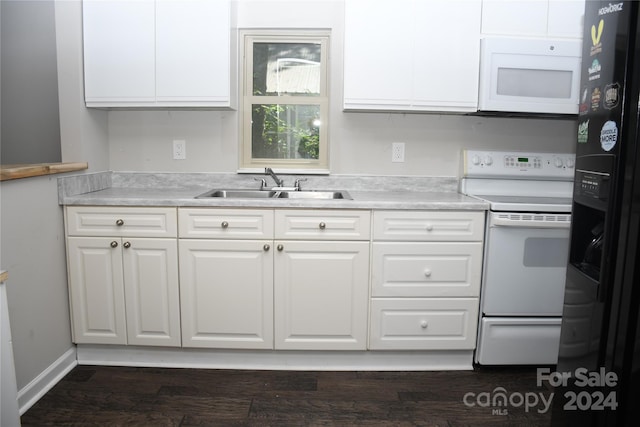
top-left (265, 167), bottom-right (283, 187)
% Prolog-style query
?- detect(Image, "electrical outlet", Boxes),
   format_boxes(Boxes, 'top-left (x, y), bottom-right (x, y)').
top-left (173, 140), bottom-right (186, 160)
top-left (392, 142), bottom-right (405, 162)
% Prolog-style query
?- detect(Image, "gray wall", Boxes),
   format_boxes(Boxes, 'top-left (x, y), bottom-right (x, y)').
top-left (1, 0), bottom-right (61, 164)
top-left (0, 175), bottom-right (73, 397)
top-left (0, 0), bottom-right (108, 413)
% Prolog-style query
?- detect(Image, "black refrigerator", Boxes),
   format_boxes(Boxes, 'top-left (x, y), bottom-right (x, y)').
top-left (552, 1), bottom-right (640, 426)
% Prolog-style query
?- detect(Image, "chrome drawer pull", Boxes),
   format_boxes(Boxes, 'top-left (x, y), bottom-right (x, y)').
top-left (263, 244), bottom-right (270, 252)
top-left (116, 219), bottom-right (124, 226)
top-left (221, 221), bottom-right (229, 229)
top-left (319, 222), bottom-right (326, 230)
top-left (110, 241), bottom-right (118, 248)
top-left (277, 244), bottom-right (284, 251)
top-left (123, 242), bottom-right (131, 249)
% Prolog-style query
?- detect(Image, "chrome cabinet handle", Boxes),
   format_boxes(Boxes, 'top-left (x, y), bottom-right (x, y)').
top-left (123, 241), bottom-right (131, 249)
top-left (277, 244), bottom-right (284, 251)
top-left (263, 244), bottom-right (270, 251)
top-left (319, 222), bottom-right (326, 230)
top-left (221, 221), bottom-right (229, 229)
top-left (110, 241), bottom-right (118, 248)
top-left (116, 219), bottom-right (124, 226)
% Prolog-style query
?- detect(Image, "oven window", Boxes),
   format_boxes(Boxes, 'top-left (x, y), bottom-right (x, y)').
top-left (523, 237), bottom-right (569, 267)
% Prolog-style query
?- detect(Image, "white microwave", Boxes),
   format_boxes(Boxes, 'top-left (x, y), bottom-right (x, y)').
top-left (478, 37), bottom-right (582, 115)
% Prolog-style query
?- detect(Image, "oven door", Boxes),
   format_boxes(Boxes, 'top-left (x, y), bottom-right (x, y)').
top-left (481, 211), bottom-right (571, 316)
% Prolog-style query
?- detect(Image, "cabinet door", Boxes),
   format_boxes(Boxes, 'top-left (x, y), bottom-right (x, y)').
top-left (547, 0), bottom-right (585, 39)
top-left (482, 0), bottom-right (585, 39)
top-left (179, 239), bottom-right (274, 349)
top-left (481, 0), bottom-right (548, 36)
top-left (67, 237), bottom-right (127, 344)
top-left (83, 0), bottom-right (156, 103)
top-left (274, 241), bottom-right (369, 350)
top-left (343, 0), bottom-right (414, 109)
top-left (122, 238), bottom-right (181, 346)
top-left (344, 0), bottom-right (481, 112)
top-left (156, 0), bottom-right (231, 105)
top-left (413, 1), bottom-right (480, 110)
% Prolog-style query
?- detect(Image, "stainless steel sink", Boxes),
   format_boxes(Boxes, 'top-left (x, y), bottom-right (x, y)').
top-left (277, 190), bottom-right (352, 200)
top-left (196, 189), bottom-right (278, 198)
top-left (196, 189), bottom-right (352, 200)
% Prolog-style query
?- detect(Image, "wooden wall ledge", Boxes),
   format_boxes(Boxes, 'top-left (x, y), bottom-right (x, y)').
top-left (0, 162), bottom-right (88, 181)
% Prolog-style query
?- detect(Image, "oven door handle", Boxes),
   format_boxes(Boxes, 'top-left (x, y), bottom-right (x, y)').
top-left (490, 215), bottom-right (571, 229)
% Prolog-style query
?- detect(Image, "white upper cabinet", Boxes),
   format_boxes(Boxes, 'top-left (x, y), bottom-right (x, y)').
top-left (83, 0), bottom-right (156, 103)
top-left (481, 0), bottom-right (585, 39)
top-left (83, 0), bottom-right (235, 108)
top-left (343, 0), bottom-right (482, 112)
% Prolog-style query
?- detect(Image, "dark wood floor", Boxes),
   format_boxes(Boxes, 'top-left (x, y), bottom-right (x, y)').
top-left (21, 365), bottom-right (552, 426)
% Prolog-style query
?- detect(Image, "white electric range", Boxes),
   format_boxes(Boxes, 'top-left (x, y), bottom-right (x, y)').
top-left (460, 150), bottom-right (575, 365)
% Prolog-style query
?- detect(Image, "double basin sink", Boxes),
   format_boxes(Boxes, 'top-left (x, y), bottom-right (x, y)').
top-left (196, 189), bottom-right (352, 200)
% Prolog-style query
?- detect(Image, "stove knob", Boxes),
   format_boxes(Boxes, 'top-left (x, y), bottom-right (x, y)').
top-left (554, 158), bottom-right (564, 168)
top-left (566, 158), bottom-right (575, 168)
top-left (484, 155), bottom-right (494, 166)
top-left (471, 155), bottom-right (481, 165)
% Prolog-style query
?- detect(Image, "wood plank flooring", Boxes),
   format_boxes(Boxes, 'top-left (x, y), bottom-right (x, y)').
top-left (21, 365), bottom-right (552, 426)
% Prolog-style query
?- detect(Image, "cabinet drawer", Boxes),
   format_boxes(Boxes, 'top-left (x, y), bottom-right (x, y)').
top-left (275, 210), bottom-right (371, 240)
top-left (369, 298), bottom-right (479, 350)
top-left (179, 208), bottom-right (274, 239)
top-left (373, 211), bottom-right (484, 241)
top-left (66, 207), bottom-right (177, 237)
top-left (372, 242), bottom-right (482, 297)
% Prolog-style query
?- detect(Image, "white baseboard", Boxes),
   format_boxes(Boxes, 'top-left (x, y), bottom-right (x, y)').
top-left (77, 345), bottom-right (474, 371)
top-left (18, 347), bottom-right (77, 415)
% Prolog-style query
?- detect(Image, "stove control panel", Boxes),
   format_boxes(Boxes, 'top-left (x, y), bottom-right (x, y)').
top-left (463, 150), bottom-right (575, 179)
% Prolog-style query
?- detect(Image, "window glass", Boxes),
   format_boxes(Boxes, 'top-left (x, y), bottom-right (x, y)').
top-left (241, 32), bottom-right (329, 171)
top-left (253, 43), bottom-right (321, 96)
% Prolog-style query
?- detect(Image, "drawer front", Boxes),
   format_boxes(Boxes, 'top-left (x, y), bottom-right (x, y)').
top-left (369, 298), bottom-right (479, 350)
top-left (66, 206), bottom-right (177, 237)
top-left (373, 211), bottom-right (484, 241)
top-left (179, 208), bottom-right (274, 239)
top-left (371, 242), bottom-right (482, 297)
top-left (275, 210), bottom-right (371, 240)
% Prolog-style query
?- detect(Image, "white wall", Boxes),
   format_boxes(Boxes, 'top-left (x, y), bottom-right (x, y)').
top-left (106, 0), bottom-right (577, 175)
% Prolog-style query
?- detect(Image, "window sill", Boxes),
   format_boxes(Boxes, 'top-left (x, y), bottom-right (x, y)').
top-left (0, 162), bottom-right (88, 182)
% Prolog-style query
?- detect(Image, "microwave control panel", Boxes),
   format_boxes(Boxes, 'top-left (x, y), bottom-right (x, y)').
top-left (463, 150), bottom-right (576, 180)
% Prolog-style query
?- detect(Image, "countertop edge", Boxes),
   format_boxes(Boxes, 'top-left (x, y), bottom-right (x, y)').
top-left (0, 162), bottom-right (89, 181)
top-left (59, 193), bottom-right (489, 211)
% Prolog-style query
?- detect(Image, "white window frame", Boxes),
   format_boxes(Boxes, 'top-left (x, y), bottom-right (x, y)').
top-left (239, 30), bottom-right (330, 173)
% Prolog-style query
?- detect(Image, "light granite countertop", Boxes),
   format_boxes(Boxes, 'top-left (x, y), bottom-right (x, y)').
top-left (58, 172), bottom-right (488, 211)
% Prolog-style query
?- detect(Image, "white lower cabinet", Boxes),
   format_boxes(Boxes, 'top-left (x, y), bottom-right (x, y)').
top-left (274, 240), bottom-right (370, 350)
top-left (370, 298), bottom-right (479, 350)
top-left (65, 206), bottom-right (181, 347)
top-left (65, 206), bottom-right (485, 360)
top-left (67, 236), bottom-right (181, 346)
top-left (178, 208), bottom-right (371, 351)
top-left (179, 239), bottom-right (274, 349)
top-left (369, 211), bottom-right (484, 350)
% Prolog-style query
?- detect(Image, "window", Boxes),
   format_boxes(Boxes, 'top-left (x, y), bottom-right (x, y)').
top-left (240, 31), bottom-right (329, 171)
